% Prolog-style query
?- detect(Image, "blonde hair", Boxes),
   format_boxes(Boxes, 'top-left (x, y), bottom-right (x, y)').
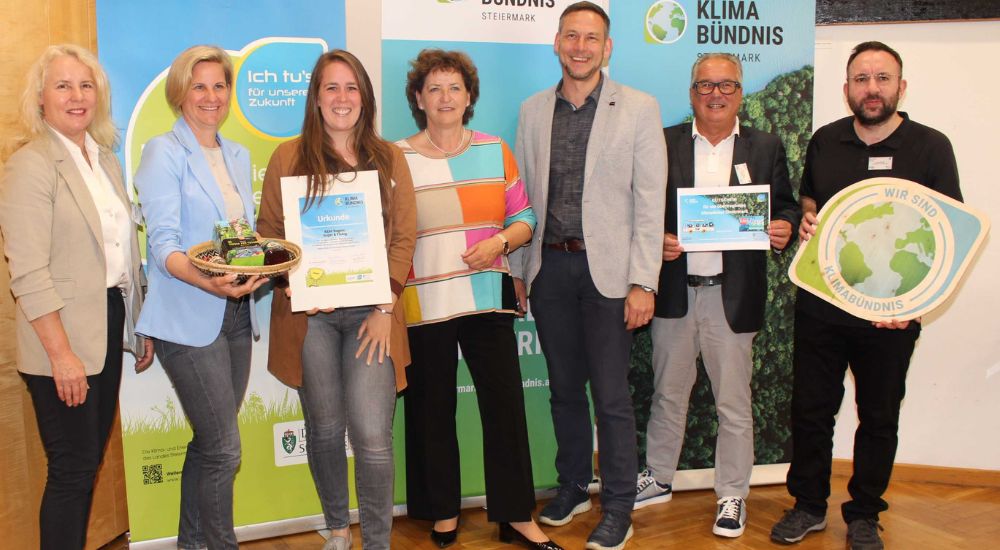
top-left (16, 44), bottom-right (118, 150)
top-left (164, 45), bottom-right (234, 115)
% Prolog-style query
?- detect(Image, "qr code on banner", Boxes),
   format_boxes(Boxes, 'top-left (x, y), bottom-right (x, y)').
top-left (142, 464), bottom-right (163, 485)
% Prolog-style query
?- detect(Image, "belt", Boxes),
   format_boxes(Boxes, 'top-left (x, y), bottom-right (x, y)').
top-left (544, 239), bottom-right (586, 252)
top-left (687, 274), bottom-right (724, 287)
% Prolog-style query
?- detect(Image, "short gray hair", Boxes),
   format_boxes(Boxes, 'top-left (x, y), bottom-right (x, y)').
top-left (690, 53), bottom-right (743, 86)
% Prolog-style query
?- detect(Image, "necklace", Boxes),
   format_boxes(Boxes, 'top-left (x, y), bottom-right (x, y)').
top-left (424, 128), bottom-right (468, 158)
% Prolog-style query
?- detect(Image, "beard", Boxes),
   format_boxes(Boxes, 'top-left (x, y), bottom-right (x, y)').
top-left (561, 60), bottom-right (602, 82)
top-left (849, 91), bottom-right (899, 126)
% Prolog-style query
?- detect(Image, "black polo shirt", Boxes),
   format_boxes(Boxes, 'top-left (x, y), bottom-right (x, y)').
top-left (797, 113), bottom-right (962, 327)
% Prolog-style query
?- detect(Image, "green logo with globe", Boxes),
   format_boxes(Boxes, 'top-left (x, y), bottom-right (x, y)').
top-left (790, 177), bottom-right (989, 322)
top-left (835, 200), bottom-right (936, 298)
top-left (645, 0), bottom-right (687, 44)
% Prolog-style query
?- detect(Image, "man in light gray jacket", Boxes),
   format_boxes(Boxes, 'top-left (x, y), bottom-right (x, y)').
top-left (510, 3), bottom-right (667, 549)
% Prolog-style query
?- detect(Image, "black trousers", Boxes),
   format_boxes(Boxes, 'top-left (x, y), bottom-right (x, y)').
top-left (529, 249), bottom-right (637, 514)
top-left (403, 312), bottom-right (536, 523)
top-left (23, 288), bottom-right (125, 550)
top-left (786, 311), bottom-right (918, 522)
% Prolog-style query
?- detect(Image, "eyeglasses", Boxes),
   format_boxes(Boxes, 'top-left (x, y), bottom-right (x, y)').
top-left (848, 73), bottom-right (900, 87)
top-left (692, 80), bottom-right (741, 95)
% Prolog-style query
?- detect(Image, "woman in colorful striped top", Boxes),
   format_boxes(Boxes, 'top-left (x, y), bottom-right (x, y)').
top-left (398, 49), bottom-right (561, 550)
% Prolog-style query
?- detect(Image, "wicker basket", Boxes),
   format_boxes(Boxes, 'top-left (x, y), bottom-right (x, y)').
top-left (187, 239), bottom-right (301, 278)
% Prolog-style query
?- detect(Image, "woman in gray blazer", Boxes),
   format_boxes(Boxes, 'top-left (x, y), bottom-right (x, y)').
top-left (0, 44), bottom-right (152, 550)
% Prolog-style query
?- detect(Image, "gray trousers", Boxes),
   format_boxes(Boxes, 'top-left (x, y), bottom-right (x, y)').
top-left (157, 298), bottom-right (252, 550)
top-left (300, 306), bottom-right (397, 550)
top-left (647, 285), bottom-right (755, 498)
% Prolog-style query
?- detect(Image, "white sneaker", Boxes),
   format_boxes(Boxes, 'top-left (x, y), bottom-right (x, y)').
top-left (713, 496), bottom-right (747, 537)
top-left (633, 469), bottom-right (672, 510)
top-left (322, 530), bottom-right (352, 550)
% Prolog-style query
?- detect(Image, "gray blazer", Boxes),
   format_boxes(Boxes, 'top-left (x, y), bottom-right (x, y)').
top-left (510, 77), bottom-right (668, 298)
top-left (0, 130), bottom-right (145, 376)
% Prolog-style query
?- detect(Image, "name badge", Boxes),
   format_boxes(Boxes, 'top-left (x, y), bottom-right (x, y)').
top-left (868, 156), bottom-right (893, 170)
top-left (734, 163), bottom-right (752, 184)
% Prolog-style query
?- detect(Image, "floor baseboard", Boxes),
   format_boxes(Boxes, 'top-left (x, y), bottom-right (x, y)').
top-left (832, 459), bottom-right (1000, 488)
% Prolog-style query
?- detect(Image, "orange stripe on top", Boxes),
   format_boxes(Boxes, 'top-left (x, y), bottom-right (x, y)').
top-left (456, 182), bottom-right (505, 224)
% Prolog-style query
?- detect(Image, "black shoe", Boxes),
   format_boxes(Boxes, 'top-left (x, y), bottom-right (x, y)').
top-left (430, 527), bottom-right (457, 548)
top-left (538, 484), bottom-right (592, 526)
top-left (846, 518), bottom-right (884, 550)
top-left (770, 508), bottom-right (826, 544)
top-left (585, 510), bottom-right (633, 550)
top-left (498, 522), bottom-right (564, 550)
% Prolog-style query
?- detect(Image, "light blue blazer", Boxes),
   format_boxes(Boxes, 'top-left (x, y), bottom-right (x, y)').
top-left (134, 117), bottom-right (259, 347)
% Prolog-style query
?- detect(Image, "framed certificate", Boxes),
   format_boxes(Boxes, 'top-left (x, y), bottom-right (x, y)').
top-left (281, 171), bottom-right (391, 311)
top-left (677, 185), bottom-right (771, 251)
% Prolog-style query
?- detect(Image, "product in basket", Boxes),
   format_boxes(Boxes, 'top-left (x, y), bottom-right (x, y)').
top-left (261, 240), bottom-right (292, 265)
top-left (213, 218), bottom-right (264, 266)
top-left (195, 249), bottom-right (227, 270)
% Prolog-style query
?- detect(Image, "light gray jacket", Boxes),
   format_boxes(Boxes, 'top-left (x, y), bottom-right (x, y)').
top-left (510, 77), bottom-right (668, 298)
top-left (0, 130), bottom-right (145, 376)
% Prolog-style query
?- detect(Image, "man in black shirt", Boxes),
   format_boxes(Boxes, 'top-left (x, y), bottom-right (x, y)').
top-left (770, 42), bottom-right (962, 550)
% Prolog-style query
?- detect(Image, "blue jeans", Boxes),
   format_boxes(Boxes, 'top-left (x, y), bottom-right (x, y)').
top-left (300, 306), bottom-right (397, 550)
top-left (155, 298), bottom-right (252, 550)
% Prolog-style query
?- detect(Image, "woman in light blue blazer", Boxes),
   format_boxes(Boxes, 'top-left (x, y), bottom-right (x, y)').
top-left (134, 45), bottom-right (265, 550)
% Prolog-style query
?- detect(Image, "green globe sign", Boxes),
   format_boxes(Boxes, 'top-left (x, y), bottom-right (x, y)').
top-left (835, 200), bottom-right (935, 298)
top-left (645, 0), bottom-right (687, 44)
top-left (790, 177), bottom-right (989, 322)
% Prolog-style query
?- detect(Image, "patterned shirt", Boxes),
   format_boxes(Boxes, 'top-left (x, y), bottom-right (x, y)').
top-left (398, 131), bottom-right (536, 326)
top-left (544, 76), bottom-right (604, 243)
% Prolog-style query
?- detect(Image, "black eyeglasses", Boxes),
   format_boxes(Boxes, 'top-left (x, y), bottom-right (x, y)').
top-left (692, 80), bottom-right (741, 95)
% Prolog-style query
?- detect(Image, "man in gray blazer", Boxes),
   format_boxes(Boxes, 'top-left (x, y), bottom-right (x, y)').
top-left (635, 54), bottom-right (799, 539)
top-left (509, 3), bottom-right (667, 549)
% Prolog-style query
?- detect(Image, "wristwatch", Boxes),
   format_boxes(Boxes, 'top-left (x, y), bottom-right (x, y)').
top-left (495, 232), bottom-right (510, 255)
top-left (638, 285), bottom-right (655, 293)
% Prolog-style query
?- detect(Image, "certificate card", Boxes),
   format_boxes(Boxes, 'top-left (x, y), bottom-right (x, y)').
top-left (677, 185), bottom-right (771, 251)
top-left (281, 171), bottom-right (391, 312)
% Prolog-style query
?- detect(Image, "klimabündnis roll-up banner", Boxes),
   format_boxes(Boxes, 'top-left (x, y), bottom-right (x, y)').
top-left (379, 0), bottom-right (601, 501)
top-left (96, 1), bottom-right (816, 544)
top-left (98, 1), bottom-right (346, 546)
top-left (383, 0), bottom-right (816, 497)
top-left (609, 0), bottom-right (816, 480)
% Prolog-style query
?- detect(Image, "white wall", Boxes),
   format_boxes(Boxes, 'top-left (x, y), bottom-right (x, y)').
top-left (815, 21), bottom-right (1000, 470)
top-left (348, 1), bottom-right (1000, 470)
top-left (345, 0), bottom-right (383, 128)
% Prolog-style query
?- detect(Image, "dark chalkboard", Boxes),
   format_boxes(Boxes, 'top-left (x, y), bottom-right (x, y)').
top-left (817, 0), bottom-right (1000, 24)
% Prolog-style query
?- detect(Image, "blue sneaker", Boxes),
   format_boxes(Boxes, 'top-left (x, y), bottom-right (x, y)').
top-left (713, 496), bottom-right (747, 537)
top-left (539, 484), bottom-right (592, 527)
top-left (585, 510), bottom-right (633, 550)
top-left (633, 469), bottom-right (672, 510)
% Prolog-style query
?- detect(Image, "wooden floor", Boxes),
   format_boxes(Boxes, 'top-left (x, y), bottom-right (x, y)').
top-left (102, 476), bottom-right (1000, 549)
